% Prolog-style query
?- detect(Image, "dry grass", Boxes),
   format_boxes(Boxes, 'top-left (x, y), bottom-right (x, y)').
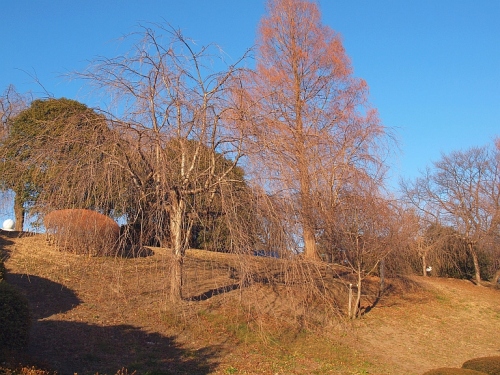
top-left (1, 232), bottom-right (500, 375)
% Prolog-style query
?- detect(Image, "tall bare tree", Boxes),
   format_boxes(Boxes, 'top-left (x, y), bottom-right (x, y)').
top-left (402, 144), bottom-right (500, 284)
top-left (239, 0), bottom-right (389, 259)
top-left (77, 24), bottom-right (249, 301)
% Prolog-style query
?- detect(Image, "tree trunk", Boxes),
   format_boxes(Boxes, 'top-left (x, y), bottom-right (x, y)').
top-left (348, 283), bottom-right (353, 319)
top-left (379, 259), bottom-right (385, 296)
top-left (169, 194), bottom-right (186, 302)
top-left (299, 172), bottom-right (318, 260)
top-left (492, 270), bottom-right (500, 284)
top-left (303, 224), bottom-right (318, 260)
top-left (353, 272), bottom-right (362, 319)
top-left (422, 254), bottom-right (427, 277)
top-left (468, 242), bottom-right (481, 285)
top-left (14, 192), bottom-right (25, 232)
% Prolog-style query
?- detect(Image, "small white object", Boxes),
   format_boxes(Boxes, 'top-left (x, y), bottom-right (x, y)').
top-left (2, 219), bottom-right (15, 231)
top-left (426, 266), bottom-right (432, 272)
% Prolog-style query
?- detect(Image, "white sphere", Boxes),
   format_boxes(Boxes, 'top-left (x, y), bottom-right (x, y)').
top-left (2, 219), bottom-right (15, 231)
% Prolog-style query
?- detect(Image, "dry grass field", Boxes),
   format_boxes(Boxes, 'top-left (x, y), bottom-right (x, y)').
top-left (1, 231), bottom-right (499, 375)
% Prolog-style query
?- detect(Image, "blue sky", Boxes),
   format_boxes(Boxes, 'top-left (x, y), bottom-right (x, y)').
top-left (1, 0), bottom-right (499, 223)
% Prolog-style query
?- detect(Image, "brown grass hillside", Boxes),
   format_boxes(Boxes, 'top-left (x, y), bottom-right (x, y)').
top-left (1, 232), bottom-right (499, 375)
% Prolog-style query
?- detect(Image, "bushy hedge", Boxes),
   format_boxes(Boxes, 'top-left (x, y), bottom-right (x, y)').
top-left (422, 368), bottom-right (487, 374)
top-left (462, 357), bottom-right (500, 375)
top-left (0, 281), bottom-right (31, 351)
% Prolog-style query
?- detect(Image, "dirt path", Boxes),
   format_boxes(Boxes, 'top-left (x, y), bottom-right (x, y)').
top-left (353, 277), bottom-right (500, 374)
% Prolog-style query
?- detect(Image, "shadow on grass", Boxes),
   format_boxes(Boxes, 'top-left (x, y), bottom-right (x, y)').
top-left (28, 321), bottom-right (221, 375)
top-left (362, 284), bottom-right (394, 316)
top-left (0, 231), bottom-right (19, 263)
top-left (187, 283), bottom-right (240, 301)
top-left (6, 273), bottom-right (81, 319)
top-left (7, 273), bottom-right (220, 375)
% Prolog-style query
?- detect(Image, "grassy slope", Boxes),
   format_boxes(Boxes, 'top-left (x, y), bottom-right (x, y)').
top-left (1, 232), bottom-right (499, 375)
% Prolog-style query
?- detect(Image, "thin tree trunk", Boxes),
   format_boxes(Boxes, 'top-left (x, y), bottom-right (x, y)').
top-left (422, 254), bottom-right (427, 277)
top-left (354, 272), bottom-right (362, 319)
top-left (14, 192), bottom-right (24, 232)
top-left (379, 259), bottom-right (385, 296)
top-left (348, 283), bottom-right (353, 319)
top-left (169, 194), bottom-right (186, 302)
top-left (468, 242), bottom-right (481, 285)
top-left (492, 270), bottom-right (500, 284)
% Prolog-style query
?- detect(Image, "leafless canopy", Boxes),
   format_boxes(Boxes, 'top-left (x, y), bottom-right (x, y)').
top-left (401, 144), bottom-right (500, 283)
top-left (75, 23), bottom-right (251, 301)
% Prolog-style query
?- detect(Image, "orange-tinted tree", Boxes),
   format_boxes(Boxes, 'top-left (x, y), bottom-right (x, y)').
top-left (241, 0), bottom-right (388, 259)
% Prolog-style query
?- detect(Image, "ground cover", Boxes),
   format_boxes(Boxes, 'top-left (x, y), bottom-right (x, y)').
top-left (1, 232), bottom-right (499, 374)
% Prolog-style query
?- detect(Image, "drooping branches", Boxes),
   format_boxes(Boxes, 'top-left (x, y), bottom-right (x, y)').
top-left (241, 0), bottom-right (390, 259)
top-left (76, 24), bottom-right (251, 301)
top-left (402, 145), bottom-right (500, 284)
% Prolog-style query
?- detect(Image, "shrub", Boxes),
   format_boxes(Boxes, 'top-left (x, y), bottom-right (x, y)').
top-left (422, 368), bottom-right (487, 375)
top-left (0, 281), bottom-right (31, 351)
top-left (462, 357), bottom-right (500, 375)
top-left (44, 209), bottom-right (120, 256)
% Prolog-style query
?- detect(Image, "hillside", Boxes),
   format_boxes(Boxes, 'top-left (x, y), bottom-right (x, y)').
top-left (1, 232), bottom-right (499, 375)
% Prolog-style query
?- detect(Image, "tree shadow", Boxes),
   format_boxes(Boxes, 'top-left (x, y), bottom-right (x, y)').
top-left (361, 288), bottom-right (388, 316)
top-left (6, 273), bottom-right (81, 319)
top-left (115, 245), bottom-right (156, 258)
top-left (184, 265), bottom-right (286, 302)
top-left (187, 283), bottom-right (240, 301)
top-left (28, 321), bottom-right (221, 375)
top-left (361, 276), bottom-right (424, 316)
top-left (7, 272), bottom-right (221, 374)
top-left (0, 231), bottom-right (19, 262)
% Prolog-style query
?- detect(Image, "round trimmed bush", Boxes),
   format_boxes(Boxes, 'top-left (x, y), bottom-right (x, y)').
top-left (0, 281), bottom-right (31, 351)
top-left (422, 368), bottom-right (487, 375)
top-left (463, 357), bottom-right (500, 375)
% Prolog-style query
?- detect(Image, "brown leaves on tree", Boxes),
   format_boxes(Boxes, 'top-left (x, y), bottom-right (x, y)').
top-left (241, 0), bottom-right (389, 260)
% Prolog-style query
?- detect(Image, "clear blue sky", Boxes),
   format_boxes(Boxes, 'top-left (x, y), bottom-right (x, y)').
top-left (1, 0), bottom-right (499, 223)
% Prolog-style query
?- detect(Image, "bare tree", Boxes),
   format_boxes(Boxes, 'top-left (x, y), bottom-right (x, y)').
top-left (1, 86), bottom-right (27, 138)
top-left (402, 144), bottom-right (500, 284)
top-left (239, 0), bottom-right (389, 259)
top-left (0, 86), bottom-right (30, 230)
top-left (323, 182), bottom-right (397, 318)
top-left (76, 24), bottom-right (249, 301)
top-left (406, 208), bottom-right (436, 277)
top-left (389, 204), bottom-right (426, 277)
top-left (421, 223), bottom-right (481, 279)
